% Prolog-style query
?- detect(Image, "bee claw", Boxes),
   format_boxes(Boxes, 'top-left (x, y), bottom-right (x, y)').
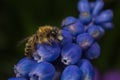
top-left (48, 42), bottom-right (52, 46)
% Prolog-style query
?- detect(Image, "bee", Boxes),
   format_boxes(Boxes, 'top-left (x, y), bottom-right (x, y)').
top-left (24, 26), bottom-right (63, 58)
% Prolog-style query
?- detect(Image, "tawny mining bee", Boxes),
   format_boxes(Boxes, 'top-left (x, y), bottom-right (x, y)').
top-left (24, 26), bottom-right (63, 57)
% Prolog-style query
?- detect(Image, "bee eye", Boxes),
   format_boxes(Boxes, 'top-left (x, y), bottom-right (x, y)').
top-left (51, 31), bottom-right (56, 35)
top-left (52, 31), bottom-right (55, 34)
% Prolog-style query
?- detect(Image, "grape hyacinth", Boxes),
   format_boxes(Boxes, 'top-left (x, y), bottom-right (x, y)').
top-left (9, 0), bottom-right (113, 80)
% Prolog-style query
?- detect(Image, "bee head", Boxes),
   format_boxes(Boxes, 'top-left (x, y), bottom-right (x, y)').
top-left (50, 27), bottom-right (63, 41)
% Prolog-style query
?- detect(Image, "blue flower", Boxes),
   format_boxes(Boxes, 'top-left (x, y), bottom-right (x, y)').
top-left (85, 42), bottom-right (101, 59)
top-left (63, 20), bottom-right (84, 37)
top-left (9, 0), bottom-right (114, 80)
top-left (61, 65), bottom-right (82, 80)
top-left (94, 9), bottom-right (113, 24)
top-left (76, 33), bottom-right (94, 50)
top-left (92, 0), bottom-right (104, 17)
top-left (79, 12), bottom-right (92, 24)
top-left (78, 59), bottom-right (95, 80)
top-left (61, 16), bottom-right (77, 27)
top-left (61, 43), bottom-right (82, 65)
top-left (14, 57), bottom-right (36, 78)
top-left (29, 62), bottom-right (55, 80)
top-left (32, 42), bottom-right (60, 63)
top-left (77, 0), bottom-right (113, 34)
top-left (8, 77), bottom-right (27, 80)
top-left (87, 25), bottom-right (105, 40)
top-left (78, 0), bottom-right (92, 24)
top-left (60, 30), bottom-right (72, 47)
top-left (77, 0), bottom-right (90, 13)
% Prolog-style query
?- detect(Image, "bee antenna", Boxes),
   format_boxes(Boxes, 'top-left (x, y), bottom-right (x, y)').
top-left (17, 36), bottom-right (31, 47)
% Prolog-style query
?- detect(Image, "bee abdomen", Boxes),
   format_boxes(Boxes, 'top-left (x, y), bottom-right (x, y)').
top-left (25, 42), bottom-right (33, 57)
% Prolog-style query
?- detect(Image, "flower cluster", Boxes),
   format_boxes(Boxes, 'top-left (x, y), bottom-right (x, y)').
top-left (8, 0), bottom-right (113, 80)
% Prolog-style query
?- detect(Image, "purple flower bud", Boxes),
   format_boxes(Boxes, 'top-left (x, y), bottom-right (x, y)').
top-left (14, 57), bottom-right (36, 78)
top-left (87, 25), bottom-right (105, 40)
top-left (33, 42), bottom-right (60, 63)
top-left (63, 20), bottom-right (84, 37)
top-left (76, 33), bottom-right (94, 50)
top-left (61, 65), bottom-right (82, 80)
top-left (78, 59), bottom-right (95, 80)
top-left (85, 42), bottom-right (101, 59)
top-left (60, 30), bottom-right (72, 47)
top-left (77, 0), bottom-right (90, 13)
top-left (61, 43), bottom-right (82, 65)
top-left (94, 9), bottom-right (113, 24)
top-left (61, 16), bottom-right (77, 27)
top-left (29, 62), bottom-right (55, 80)
top-left (92, 0), bottom-right (104, 16)
top-left (79, 12), bottom-right (92, 24)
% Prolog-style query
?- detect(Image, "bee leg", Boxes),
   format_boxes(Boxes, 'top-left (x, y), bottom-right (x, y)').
top-left (48, 41), bottom-right (52, 46)
top-left (55, 39), bottom-right (59, 44)
top-left (41, 42), bottom-right (52, 51)
top-left (41, 43), bottom-right (49, 51)
top-left (25, 51), bottom-right (32, 58)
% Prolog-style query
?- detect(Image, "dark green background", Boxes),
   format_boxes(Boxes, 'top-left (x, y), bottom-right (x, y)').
top-left (0, 0), bottom-right (120, 80)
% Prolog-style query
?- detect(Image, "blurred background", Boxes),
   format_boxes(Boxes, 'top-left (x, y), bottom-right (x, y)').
top-left (0, 0), bottom-right (120, 80)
